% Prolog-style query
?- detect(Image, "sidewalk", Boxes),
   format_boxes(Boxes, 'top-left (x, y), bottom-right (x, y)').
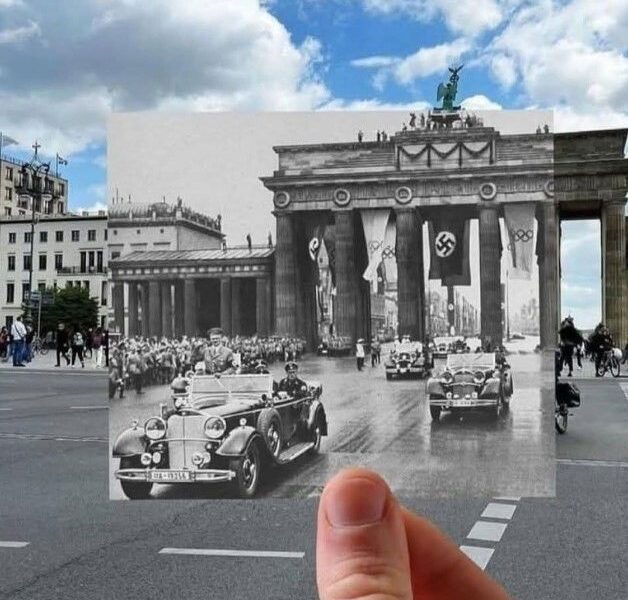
top-left (0, 351), bottom-right (103, 373)
top-left (560, 356), bottom-right (627, 380)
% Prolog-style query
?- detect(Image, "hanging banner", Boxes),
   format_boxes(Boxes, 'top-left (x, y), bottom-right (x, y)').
top-left (359, 209), bottom-right (391, 291)
top-left (382, 217), bottom-right (397, 285)
top-left (323, 224), bottom-right (336, 288)
top-left (428, 213), bottom-right (470, 286)
top-left (504, 203), bottom-right (536, 280)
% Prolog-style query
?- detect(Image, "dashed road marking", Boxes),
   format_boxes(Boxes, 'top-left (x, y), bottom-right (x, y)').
top-left (467, 521), bottom-right (508, 543)
top-left (481, 502), bottom-right (517, 520)
top-left (460, 545), bottom-right (494, 570)
top-left (159, 548), bottom-right (304, 559)
top-left (0, 432), bottom-right (107, 443)
top-left (493, 496), bottom-right (520, 502)
top-left (619, 382), bottom-right (628, 401)
top-left (557, 458), bottom-right (628, 468)
top-left (69, 406), bottom-right (108, 410)
top-left (0, 541), bottom-right (29, 548)
top-left (0, 408), bottom-right (13, 411)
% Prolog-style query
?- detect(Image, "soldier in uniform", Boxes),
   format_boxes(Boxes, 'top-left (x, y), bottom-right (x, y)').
top-left (203, 328), bottom-right (235, 375)
top-left (277, 361), bottom-right (308, 398)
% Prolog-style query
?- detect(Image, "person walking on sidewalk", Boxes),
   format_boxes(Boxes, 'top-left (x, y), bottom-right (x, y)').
top-left (70, 326), bottom-right (85, 368)
top-left (92, 327), bottom-right (103, 368)
top-left (55, 323), bottom-right (70, 367)
top-left (10, 316), bottom-right (26, 367)
top-left (355, 338), bottom-right (365, 371)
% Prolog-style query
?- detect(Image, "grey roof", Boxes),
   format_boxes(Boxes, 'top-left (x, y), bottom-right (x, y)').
top-left (114, 247), bottom-right (274, 263)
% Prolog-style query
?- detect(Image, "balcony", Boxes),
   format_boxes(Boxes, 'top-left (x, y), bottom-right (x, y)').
top-left (56, 266), bottom-right (108, 275)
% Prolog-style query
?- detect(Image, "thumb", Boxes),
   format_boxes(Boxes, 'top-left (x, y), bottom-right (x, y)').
top-left (316, 468), bottom-right (412, 600)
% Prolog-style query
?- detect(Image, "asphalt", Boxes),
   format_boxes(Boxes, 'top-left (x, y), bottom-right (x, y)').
top-left (1, 362), bottom-right (627, 599)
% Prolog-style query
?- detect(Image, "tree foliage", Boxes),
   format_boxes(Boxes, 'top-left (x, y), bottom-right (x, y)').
top-left (37, 286), bottom-right (99, 334)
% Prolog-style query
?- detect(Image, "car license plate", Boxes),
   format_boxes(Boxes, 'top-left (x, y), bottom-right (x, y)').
top-left (149, 470), bottom-right (192, 482)
top-left (452, 400), bottom-right (473, 407)
top-left (398, 368), bottom-right (407, 373)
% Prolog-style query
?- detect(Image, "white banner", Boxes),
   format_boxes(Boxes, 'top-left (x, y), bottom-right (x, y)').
top-left (503, 203), bottom-right (536, 280)
top-left (360, 209), bottom-right (391, 291)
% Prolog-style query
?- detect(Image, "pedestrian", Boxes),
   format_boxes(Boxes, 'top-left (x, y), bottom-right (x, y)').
top-left (85, 328), bottom-right (94, 359)
top-left (10, 316), bottom-right (26, 367)
top-left (71, 326), bottom-right (85, 368)
top-left (92, 327), bottom-right (103, 368)
top-left (558, 316), bottom-right (583, 377)
top-left (55, 323), bottom-right (70, 367)
top-left (24, 324), bottom-right (34, 363)
top-left (355, 338), bottom-right (365, 371)
top-left (370, 338), bottom-right (378, 367)
top-left (0, 326), bottom-right (8, 359)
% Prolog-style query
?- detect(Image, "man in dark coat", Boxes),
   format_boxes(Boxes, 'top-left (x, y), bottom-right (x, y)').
top-left (558, 316), bottom-right (583, 377)
top-left (55, 323), bottom-right (70, 367)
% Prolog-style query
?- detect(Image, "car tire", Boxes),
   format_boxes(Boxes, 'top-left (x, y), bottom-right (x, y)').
top-left (230, 441), bottom-right (261, 498)
top-left (555, 405), bottom-right (568, 434)
top-left (308, 412), bottom-right (324, 455)
top-left (257, 408), bottom-right (283, 460)
top-left (119, 456), bottom-right (153, 500)
top-left (429, 405), bottom-right (441, 421)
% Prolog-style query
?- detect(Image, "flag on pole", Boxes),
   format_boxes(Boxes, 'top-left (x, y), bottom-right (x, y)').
top-left (56, 153), bottom-right (68, 165)
top-left (0, 132), bottom-right (19, 147)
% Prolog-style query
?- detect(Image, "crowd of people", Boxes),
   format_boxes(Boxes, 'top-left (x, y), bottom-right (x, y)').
top-left (108, 331), bottom-right (307, 398)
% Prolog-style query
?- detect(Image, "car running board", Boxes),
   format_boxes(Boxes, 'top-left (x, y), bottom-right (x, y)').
top-left (277, 441), bottom-right (314, 464)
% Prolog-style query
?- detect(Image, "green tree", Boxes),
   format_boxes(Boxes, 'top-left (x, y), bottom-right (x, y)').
top-left (39, 286), bottom-right (99, 335)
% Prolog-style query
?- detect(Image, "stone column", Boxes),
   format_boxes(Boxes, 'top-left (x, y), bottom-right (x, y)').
top-left (173, 280), bottom-right (185, 338)
top-left (127, 282), bottom-right (139, 337)
top-left (478, 204), bottom-right (503, 346)
top-left (602, 198), bottom-right (627, 342)
top-left (256, 277), bottom-right (271, 336)
top-left (447, 286), bottom-right (455, 334)
top-left (538, 202), bottom-right (559, 349)
top-left (334, 211), bottom-right (358, 341)
top-left (183, 279), bottom-right (196, 336)
top-left (396, 208), bottom-right (424, 340)
top-left (231, 278), bottom-right (242, 335)
top-left (148, 280), bottom-right (162, 338)
top-left (140, 282), bottom-right (150, 338)
top-left (112, 281), bottom-right (125, 334)
top-left (220, 278), bottom-right (232, 336)
top-left (274, 212), bottom-right (299, 336)
top-left (161, 281), bottom-right (173, 338)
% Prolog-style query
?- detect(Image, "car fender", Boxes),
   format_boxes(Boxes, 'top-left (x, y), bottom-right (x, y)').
top-left (215, 426), bottom-right (260, 457)
top-left (112, 427), bottom-right (146, 457)
top-left (479, 378), bottom-right (501, 398)
top-left (307, 400), bottom-right (328, 436)
top-left (426, 379), bottom-right (445, 396)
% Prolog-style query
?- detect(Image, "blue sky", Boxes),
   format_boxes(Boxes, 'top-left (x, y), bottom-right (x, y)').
top-left (1, 0), bottom-right (626, 327)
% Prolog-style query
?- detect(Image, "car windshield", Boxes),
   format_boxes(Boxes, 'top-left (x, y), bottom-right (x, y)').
top-left (189, 374), bottom-right (273, 406)
top-left (446, 353), bottom-right (495, 370)
top-left (398, 343), bottom-right (421, 353)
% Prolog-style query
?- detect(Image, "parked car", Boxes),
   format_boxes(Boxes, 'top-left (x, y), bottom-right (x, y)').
top-left (385, 341), bottom-right (432, 379)
top-left (427, 352), bottom-right (513, 421)
top-left (328, 336), bottom-right (353, 357)
top-left (112, 373), bottom-right (327, 499)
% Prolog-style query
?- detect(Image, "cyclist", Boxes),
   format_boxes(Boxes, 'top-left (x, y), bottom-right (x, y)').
top-left (558, 315), bottom-right (583, 377)
top-left (589, 324), bottom-right (614, 376)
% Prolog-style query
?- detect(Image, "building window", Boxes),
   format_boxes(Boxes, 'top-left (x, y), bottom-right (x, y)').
top-left (7, 255), bottom-right (15, 271)
top-left (39, 231), bottom-right (48, 243)
top-left (88, 251), bottom-right (95, 271)
top-left (4, 187), bottom-right (12, 201)
top-left (21, 282), bottom-right (30, 301)
top-left (39, 254), bottom-right (47, 271)
top-left (55, 230), bottom-right (63, 242)
top-left (101, 281), bottom-right (107, 306)
top-left (23, 255), bottom-right (31, 271)
top-left (104, 229), bottom-right (108, 241)
top-left (97, 250), bottom-right (103, 273)
top-left (38, 282), bottom-right (46, 292)
top-left (88, 229), bottom-right (96, 241)
top-left (83, 280), bottom-right (90, 292)
top-left (6, 283), bottom-right (14, 304)
top-left (55, 254), bottom-right (63, 270)
top-left (71, 230), bottom-right (79, 242)
top-left (5, 166), bottom-right (13, 180)
top-left (111, 251), bottom-right (121, 260)
top-left (58, 183), bottom-right (65, 196)
top-left (24, 231), bottom-right (32, 244)
top-left (80, 251), bottom-right (86, 273)
top-left (57, 201), bottom-right (63, 214)
top-left (8, 232), bottom-right (16, 244)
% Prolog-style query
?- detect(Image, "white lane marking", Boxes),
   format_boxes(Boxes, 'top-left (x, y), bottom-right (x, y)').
top-left (0, 432), bottom-right (107, 443)
top-left (69, 406), bottom-right (108, 410)
top-left (557, 458), bottom-right (628, 468)
top-left (0, 541), bottom-right (29, 548)
top-left (460, 546), bottom-right (494, 570)
top-left (0, 408), bottom-right (13, 411)
top-left (493, 496), bottom-right (520, 502)
top-left (466, 521), bottom-right (508, 543)
top-left (159, 548), bottom-right (304, 559)
top-left (620, 382), bottom-right (628, 401)
top-left (481, 503), bottom-right (517, 520)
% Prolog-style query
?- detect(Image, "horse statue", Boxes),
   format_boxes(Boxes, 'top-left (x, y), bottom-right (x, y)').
top-left (436, 65), bottom-right (464, 111)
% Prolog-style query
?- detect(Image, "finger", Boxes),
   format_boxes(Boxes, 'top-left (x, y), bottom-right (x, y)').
top-left (401, 507), bottom-right (511, 600)
top-left (317, 468), bottom-right (413, 600)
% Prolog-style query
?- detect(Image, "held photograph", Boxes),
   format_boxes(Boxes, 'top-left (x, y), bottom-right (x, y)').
top-left (107, 103), bottom-right (558, 500)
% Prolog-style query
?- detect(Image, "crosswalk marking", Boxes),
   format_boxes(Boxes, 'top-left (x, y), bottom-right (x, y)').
top-left (460, 545), bottom-right (494, 570)
top-left (467, 521), bottom-right (508, 543)
top-left (159, 548), bottom-right (304, 559)
top-left (557, 458), bottom-right (628, 468)
top-left (481, 502), bottom-right (517, 520)
top-left (0, 541), bottom-right (29, 548)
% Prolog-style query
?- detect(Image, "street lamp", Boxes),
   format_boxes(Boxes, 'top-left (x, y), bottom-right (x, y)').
top-left (15, 142), bottom-right (55, 324)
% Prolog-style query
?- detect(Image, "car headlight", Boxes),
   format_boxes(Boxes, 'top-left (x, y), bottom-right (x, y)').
top-left (473, 371), bottom-right (485, 384)
top-left (446, 392), bottom-right (453, 399)
top-left (204, 416), bottom-right (227, 439)
top-left (174, 395), bottom-right (188, 409)
top-left (144, 417), bottom-right (167, 440)
top-left (442, 371), bottom-right (453, 383)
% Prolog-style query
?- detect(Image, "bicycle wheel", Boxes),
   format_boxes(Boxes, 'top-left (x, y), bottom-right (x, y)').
top-left (39, 343), bottom-right (49, 356)
top-left (609, 356), bottom-right (620, 378)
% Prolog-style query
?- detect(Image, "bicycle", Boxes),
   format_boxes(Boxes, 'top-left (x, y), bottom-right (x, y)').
top-left (595, 348), bottom-right (620, 378)
top-left (31, 336), bottom-right (49, 356)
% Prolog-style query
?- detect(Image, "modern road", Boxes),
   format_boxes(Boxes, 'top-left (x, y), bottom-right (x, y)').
top-left (1, 363), bottom-right (626, 599)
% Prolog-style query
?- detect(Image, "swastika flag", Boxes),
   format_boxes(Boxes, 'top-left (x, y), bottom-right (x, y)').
top-left (428, 213), bottom-right (470, 286)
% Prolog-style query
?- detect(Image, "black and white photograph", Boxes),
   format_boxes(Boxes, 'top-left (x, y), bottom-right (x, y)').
top-left (106, 106), bottom-right (558, 500)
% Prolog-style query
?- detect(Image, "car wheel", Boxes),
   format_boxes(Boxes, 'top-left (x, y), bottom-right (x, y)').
top-left (257, 408), bottom-right (283, 460)
top-left (429, 405), bottom-right (441, 421)
top-left (119, 456), bottom-right (153, 500)
top-left (230, 441), bottom-right (261, 498)
top-left (308, 413), bottom-right (324, 455)
top-left (555, 405), bottom-right (568, 434)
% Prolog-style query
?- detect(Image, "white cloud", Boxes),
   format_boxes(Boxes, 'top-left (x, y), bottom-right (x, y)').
top-left (0, 19), bottom-right (39, 44)
top-left (73, 201), bottom-right (107, 214)
top-left (86, 184), bottom-right (106, 200)
top-left (0, 0), bottom-right (24, 7)
top-left (0, 0), bottom-right (330, 155)
top-left (461, 94), bottom-right (502, 110)
top-left (351, 56), bottom-right (398, 68)
top-left (393, 39), bottom-right (471, 83)
top-left (490, 54), bottom-right (517, 89)
top-left (361, 0), bottom-right (507, 36)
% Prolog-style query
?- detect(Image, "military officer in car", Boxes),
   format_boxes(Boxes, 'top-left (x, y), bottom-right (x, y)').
top-left (203, 328), bottom-right (235, 375)
top-left (276, 361), bottom-right (308, 398)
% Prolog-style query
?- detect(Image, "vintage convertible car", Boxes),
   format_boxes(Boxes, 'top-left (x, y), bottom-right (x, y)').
top-left (112, 373), bottom-right (327, 499)
top-left (385, 342), bottom-right (432, 379)
top-left (427, 352), bottom-right (513, 420)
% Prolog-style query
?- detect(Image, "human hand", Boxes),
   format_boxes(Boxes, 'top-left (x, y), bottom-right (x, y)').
top-left (317, 468), bottom-right (512, 600)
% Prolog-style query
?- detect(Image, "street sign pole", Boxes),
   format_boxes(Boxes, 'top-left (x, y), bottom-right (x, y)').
top-left (37, 297), bottom-right (42, 340)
